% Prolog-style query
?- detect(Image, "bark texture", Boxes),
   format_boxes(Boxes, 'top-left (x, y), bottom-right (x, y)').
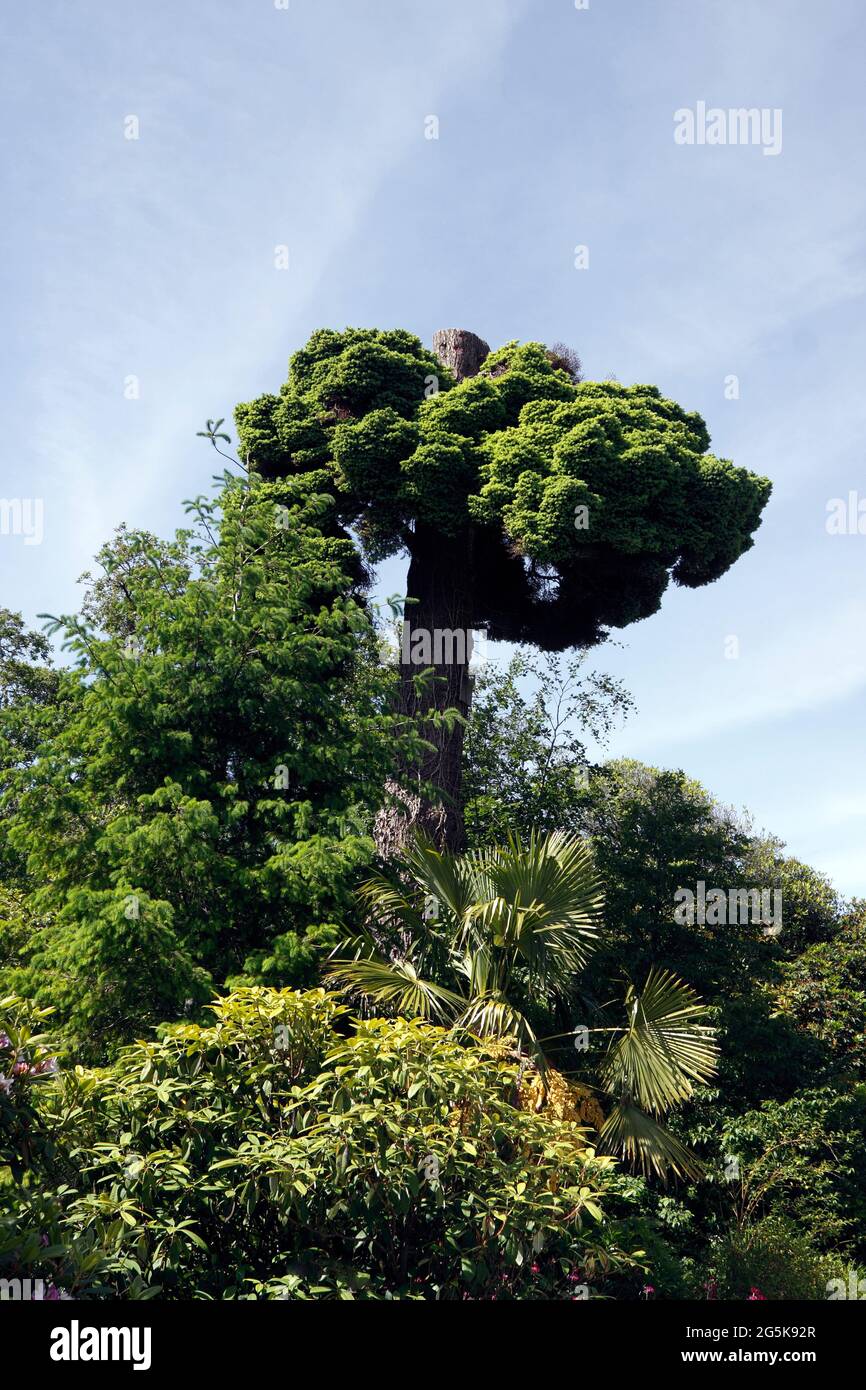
top-left (374, 330), bottom-right (489, 859)
top-left (432, 328), bottom-right (491, 383)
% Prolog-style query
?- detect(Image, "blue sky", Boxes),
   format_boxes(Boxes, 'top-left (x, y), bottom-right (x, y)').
top-left (2, 0), bottom-right (864, 893)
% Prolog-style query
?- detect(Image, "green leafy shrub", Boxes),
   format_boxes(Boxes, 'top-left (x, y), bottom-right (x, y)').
top-left (719, 1088), bottom-right (866, 1258)
top-left (705, 1217), bottom-right (850, 1301)
top-left (1, 989), bottom-right (640, 1300)
top-left (603, 1213), bottom-right (690, 1300)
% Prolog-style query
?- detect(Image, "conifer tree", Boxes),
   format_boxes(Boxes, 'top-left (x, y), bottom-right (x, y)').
top-left (237, 327), bottom-right (772, 850)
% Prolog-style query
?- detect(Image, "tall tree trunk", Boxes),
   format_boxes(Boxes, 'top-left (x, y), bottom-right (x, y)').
top-left (374, 330), bottom-right (489, 859)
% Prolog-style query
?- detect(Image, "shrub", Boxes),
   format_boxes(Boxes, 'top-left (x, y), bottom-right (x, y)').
top-left (1, 988), bottom-right (640, 1300)
top-left (705, 1218), bottom-right (848, 1301)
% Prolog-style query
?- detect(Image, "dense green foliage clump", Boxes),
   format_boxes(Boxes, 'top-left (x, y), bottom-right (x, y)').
top-left (237, 331), bottom-right (771, 647)
top-left (235, 329), bottom-right (770, 849)
top-left (0, 473), bottom-right (421, 1056)
top-left (0, 990), bottom-right (637, 1301)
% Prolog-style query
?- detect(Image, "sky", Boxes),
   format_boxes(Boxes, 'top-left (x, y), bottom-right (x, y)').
top-left (1, 0), bottom-right (864, 893)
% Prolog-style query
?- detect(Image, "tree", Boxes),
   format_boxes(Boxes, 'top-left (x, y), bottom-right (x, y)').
top-left (571, 760), bottom-right (837, 1108)
top-left (743, 837), bottom-right (840, 954)
top-left (575, 759), bottom-right (758, 984)
top-left (462, 725), bottom-right (851, 1107)
top-left (1, 472), bottom-right (423, 1055)
top-left (463, 648), bottom-right (633, 846)
top-left (0, 610), bottom-right (66, 882)
top-left (0, 609), bottom-right (59, 715)
top-left (327, 831), bottom-right (718, 1178)
top-left (772, 918), bottom-right (866, 1081)
top-left (236, 327), bottom-right (772, 849)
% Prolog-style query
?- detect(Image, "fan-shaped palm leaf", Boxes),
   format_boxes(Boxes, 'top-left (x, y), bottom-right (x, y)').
top-left (325, 956), bottom-right (464, 1022)
top-left (454, 994), bottom-right (542, 1066)
top-left (598, 1101), bottom-right (705, 1181)
top-left (355, 872), bottom-right (429, 935)
top-left (602, 968), bottom-right (718, 1114)
top-left (401, 837), bottom-right (487, 923)
top-left (467, 831), bottom-right (602, 985)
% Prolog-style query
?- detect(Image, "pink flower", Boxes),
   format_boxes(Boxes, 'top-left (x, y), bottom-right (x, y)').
top-left (748, 1286), bottom-right (766, 1301)
top-left (31, 1057), bottom-right (59, 1076)
top-left (641, 1284), bottom-right (655, 1298)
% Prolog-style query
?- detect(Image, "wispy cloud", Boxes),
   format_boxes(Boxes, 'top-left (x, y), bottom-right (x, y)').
top-left (612, 597), bottom-right (866, 750)
top-left (3, 0), bottom-right (530, 612)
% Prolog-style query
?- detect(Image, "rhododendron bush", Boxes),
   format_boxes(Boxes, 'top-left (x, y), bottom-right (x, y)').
top-left (0, 989), bottom-right (641, 1300)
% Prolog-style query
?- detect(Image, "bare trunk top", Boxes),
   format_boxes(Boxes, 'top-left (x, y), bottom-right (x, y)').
top-left (432, 328), bottom-right (490, 382)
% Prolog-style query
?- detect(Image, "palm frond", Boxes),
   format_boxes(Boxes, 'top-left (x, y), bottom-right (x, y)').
top-left (325, 956), bottom-right (464, 1022)
top-left (602, 969), bottom-right (718, 1115)
top-left (356, 871), bottom-right (427, 935)
top-left (402, 835), bottom-right (486, 923)
top-left (356, 835), bottom-right (483, 941)
top-left (470, 831), bottom-right (603, 984)
top-left (453, 942), bottom-right (498, 997)
top-left (598, 1100), bottom-right (705, 1182)
top-left (453, 995), bottom-right (545, 1072)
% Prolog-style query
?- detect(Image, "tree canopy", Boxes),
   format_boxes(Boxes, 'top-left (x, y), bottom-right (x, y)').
top-left (235, 329), bottom-right (771, 848)
top-left (236, 329), bottom-right (772, 648)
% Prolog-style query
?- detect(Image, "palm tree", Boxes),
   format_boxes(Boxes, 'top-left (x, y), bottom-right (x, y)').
top-left (327, 830), bottom-right (718, 1179)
